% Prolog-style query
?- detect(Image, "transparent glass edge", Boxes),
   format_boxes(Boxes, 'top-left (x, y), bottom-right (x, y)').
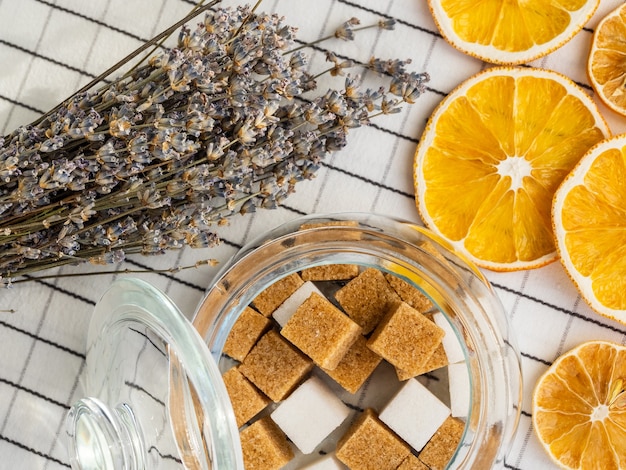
top-left (192, 212), bottom-right (523, 469)
top-left (79, 277), bottom-right (244, 470)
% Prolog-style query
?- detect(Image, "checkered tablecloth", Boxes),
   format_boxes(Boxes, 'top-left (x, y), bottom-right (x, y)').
top-left (1, 0), bottom-right (626, 468)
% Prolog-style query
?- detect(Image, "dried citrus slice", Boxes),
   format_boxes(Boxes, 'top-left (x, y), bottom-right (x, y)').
top-left (588, 3), bottom-right (626, 117)
top-left (414, 67), bottom-right (610, 272)
top-left (553, 134), bottom-right (626, 324)
top-left (428, 0), bottom-right (600, 65)
top-left (532, 340), bottom-right (626, 470)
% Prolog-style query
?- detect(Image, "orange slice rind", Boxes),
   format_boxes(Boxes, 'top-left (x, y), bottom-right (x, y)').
top-left (428, 0), bottom-right (600, 65)
top-left (553, 134), bottom-right (626, 325)
top-left (532, 340), bottom-right (626, 470)
top-left (588, 3), bottom-right (626, 117)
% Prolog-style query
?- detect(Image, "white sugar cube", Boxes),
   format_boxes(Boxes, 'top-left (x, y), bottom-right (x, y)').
top-left (273, 281), bottom-right (324, 327)
top-left (448, 362), bottom-right (471, 418)
top-left (379, 378), bottom-right (450, 451)
top-left (433, 312), bottom-right (465, 364)
top-left (271, 376), bottom-right (350, 454)
top-left (302, 453), bottom-right (344, 469)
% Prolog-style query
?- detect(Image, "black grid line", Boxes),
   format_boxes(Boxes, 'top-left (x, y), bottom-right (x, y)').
top-left (1, 1), bottom-right (624, 468)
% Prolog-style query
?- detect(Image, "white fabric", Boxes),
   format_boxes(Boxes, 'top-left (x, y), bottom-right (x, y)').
top-left (1, 0), bottom-right (625, 468)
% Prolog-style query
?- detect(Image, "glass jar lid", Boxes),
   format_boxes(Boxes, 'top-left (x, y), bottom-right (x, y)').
top-left (65, 277), bottom-right (243, 470)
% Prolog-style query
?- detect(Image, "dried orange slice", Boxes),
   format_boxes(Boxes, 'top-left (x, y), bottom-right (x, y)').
top-left (428, 0), bottom-right (600, 65)
top-left (414, 67), bottom-right (610, 272)
top-left (553, 134), bottom-right (626, 324)
top-left (588, 3), bottom-right (626, 117)
top-left (532, 340), bottom-right (626, 470)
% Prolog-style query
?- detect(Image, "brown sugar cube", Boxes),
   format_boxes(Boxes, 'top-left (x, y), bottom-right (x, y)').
top-left (299, 221), bottom-right (360, 281)
top-left (336, 408), bottom-right (411, 469)
top-left (240, 416), bottom-right (294, 470)
top-left (385, 273), bottom-right (434, 313)
top-left (252, 273), bottom-right (304, 316)
top-left (299, 220), bottom-right (359, 230)
top-left (222, 367), bottom-right (270, 427)
top-left (367, 302), bottom-right (445, 376)
top-left (300, 220), bottom-right (359, 281)
top-left (281, 292), bottom-right (362, 370)
top-left (296, 220), bottom-right (361, 246)
top-left (396, 314), bottom-right (449, 380)
top-left (301, 264), bottom-right (360, 281)
top-left (223, 306), bottom-right (272, 362)
top-left (321, 335), bottom-right (382, 393)
top-left (335, 267), bottom-right (401, 334)
top-left (398, 454), bottom-right (429, 470)
top-left (395, 341), bottom-right (449, 381)
top-left (239, 330), bottom-right (313, 402)
top-left (418, 416), bottom-right (465, 469)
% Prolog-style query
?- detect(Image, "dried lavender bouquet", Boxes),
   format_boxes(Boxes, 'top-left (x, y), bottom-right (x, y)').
top-left (0, 2), bottom-right (428, 283)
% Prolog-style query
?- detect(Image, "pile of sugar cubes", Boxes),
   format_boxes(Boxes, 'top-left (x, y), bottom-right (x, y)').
top-left (221, 243), bottom-right (470, 469)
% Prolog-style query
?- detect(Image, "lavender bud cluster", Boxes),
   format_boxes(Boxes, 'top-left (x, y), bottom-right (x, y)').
top-left (0, 4), bottom-right (428, 283)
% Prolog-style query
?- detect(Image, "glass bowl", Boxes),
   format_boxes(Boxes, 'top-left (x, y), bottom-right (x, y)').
top-left (193, 212), bottom-right (522, 469)
top-left (66, 212), bottom-right (521, 469)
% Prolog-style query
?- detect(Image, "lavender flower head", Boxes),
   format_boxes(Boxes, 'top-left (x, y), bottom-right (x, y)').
top-left (0, 4), bottom-right (428, 283)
